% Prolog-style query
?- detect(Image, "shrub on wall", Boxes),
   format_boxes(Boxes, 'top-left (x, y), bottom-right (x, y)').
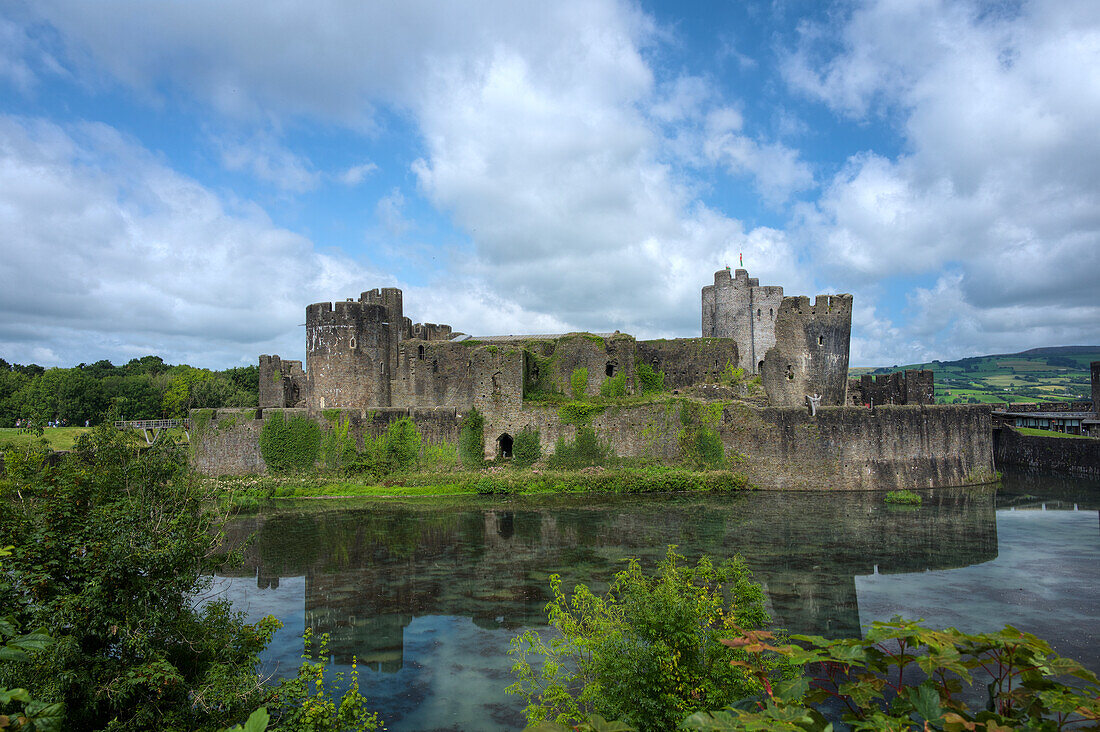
top-left (636, 363), bottom-right (666, 394)
top-left (570, 367), bottom-right (588, 400)
top-left (458, 408), bottom-right (485, 468)
top-left (259, 412), bottom-right (320, 473)
top-left (319, 412), bottom-right (356, 474)
top-left (548, 425), bottom-right (613, 469)
top-left (382, 417), bottom-right (422, 472)
top-left (598, 372), bottom-right (626, 398)
top-left (512, 427), bottom-right (541, 468)
top-left (678, 400), bottom-right (725, 469)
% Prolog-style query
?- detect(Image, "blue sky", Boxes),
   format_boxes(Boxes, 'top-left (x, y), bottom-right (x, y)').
top-left (1, 0), bottom-right (1097, 369)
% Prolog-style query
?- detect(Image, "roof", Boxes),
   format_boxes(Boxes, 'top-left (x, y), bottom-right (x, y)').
top-left (998, 411), bottom-right (1097, 419)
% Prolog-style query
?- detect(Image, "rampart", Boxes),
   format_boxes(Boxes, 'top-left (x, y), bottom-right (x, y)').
top-left (849, 369), bottom-right (934, 406)
top-left (994, 426), bottom-right (1100, 477)
top-left (196, 403), bottom-right (994, 491)
top-left (258, 355), bottom-right (306, 408)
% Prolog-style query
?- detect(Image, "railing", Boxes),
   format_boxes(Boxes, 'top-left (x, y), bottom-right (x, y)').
top-left (113, 418), bottom-right (191, 444)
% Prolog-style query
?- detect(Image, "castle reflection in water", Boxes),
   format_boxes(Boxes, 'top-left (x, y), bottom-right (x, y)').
top-left (216, 485), bottom-right (1065, 673)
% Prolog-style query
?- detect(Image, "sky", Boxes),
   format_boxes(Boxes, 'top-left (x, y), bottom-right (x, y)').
top-left (1, 0), bottom-right (1098, 369)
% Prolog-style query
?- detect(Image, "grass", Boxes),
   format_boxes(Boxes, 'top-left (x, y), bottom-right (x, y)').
top-left (885, 489), bottom-right (923, 505)
top-left (0, 427), bottom-right (89, 450)
top-left (210, 466), bottom-right (754, 506)
top-left (1015, 427), bottom-right (1098, 440)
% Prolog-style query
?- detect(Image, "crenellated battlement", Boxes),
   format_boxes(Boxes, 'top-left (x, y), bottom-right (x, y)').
top-left (305, 300), bottom-right (387, 326)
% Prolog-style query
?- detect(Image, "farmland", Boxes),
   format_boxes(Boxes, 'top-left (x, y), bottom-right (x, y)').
top-left (849, 346), bottom-right (1099, 405)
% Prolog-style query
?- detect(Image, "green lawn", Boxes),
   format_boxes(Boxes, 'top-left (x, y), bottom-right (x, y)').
top-left (1014, 427), bottom-right (1098, 440)
top-left (0, 427), bottom-right (89, 450)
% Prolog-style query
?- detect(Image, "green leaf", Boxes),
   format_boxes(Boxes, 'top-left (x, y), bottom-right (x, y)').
top-left (906, 681), bottom-right (945, 725)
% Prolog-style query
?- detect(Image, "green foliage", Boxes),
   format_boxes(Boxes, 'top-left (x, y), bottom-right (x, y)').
top-left (319, 414), bottom-right (357, 474)
top-left (547, 426), bottom-right (614, 469)
top-left (571, 367), bottom-right (589, 399)
top-left (347, 417), bottom-right (423, 479)
top-left (419, 441), bottom-right (460, 472)
top-left (512, 427), bottom-right (542, 468)
top-left (683, 616), bottom-right (1100, 732)
top-left (720, 363), bottom-right (745, 387)
top-left (508, 548), bottom-right (786, 732)
top-left (0, 357), bottom-right (257, 428)
top-left (0, 547), bottom-right (64, 732)
top-left (458, 408), bottom-right (485, 469)
top-left (599, 372), bottom-right (627, 398)
top-left (635, 363), bottom-right (666, 395)
top-left (678, 401), bottom-right (726, 469)
top-left (270, 629), bottom-right (382, 731)
top-left (558, 401), bottom-right (607, 427)
top-left (0, 422), bottom-right (280, 731)
top-left (523, 350), bottom-right (561, 398)
top-left (884, 489), bottom-right (922, 505)
top-left (260, 412), bottom-right (322, 474)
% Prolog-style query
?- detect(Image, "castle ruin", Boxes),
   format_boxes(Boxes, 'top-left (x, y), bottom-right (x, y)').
top-left (260, 269), bottom-right (853, 413)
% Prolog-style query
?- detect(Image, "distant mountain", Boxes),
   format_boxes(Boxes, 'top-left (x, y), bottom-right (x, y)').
top-left (849, 347), bottom-right (1099, 405)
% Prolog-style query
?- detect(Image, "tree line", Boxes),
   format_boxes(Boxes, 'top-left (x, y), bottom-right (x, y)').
top-left (0, 355), bottom-right (258, 427)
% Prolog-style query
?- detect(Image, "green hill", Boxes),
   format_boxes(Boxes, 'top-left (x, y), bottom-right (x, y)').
top-left (849, 346), bottom-right (1099, 405)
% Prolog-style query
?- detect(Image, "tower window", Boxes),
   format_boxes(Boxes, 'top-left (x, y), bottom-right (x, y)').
top-left (605, 362), bottom-right (614, 377)
top-left (418, 345), bottom-right (425, 359)
top-left (349, 337), bottom-right (357, 349)
top-left (818, 336), bottom-right (824, 346)
top-left (757, 308), bottom-right (761, 317)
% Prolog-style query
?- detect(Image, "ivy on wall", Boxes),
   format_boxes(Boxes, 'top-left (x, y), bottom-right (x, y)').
top-left (259, 412), bottom-right (320, 473)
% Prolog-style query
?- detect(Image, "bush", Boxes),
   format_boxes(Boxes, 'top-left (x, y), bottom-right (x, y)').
top-left (570, 367), bottom-right (589, 399)
top-left (685, 617), bottom-right (1100, 732)
top-left (599, 372), bottom-right (626, 398)
top-left (512, 427), bottom-right (541, 468)
top-left (635, 363), bottom-right (665, 394)
top-left (259, 412), bottom-right (321, 473)
top-left (420, 440), bottom-right (460, 472)
top-left (885, 489), bottom-right (922, 505)
top-left (678, 401), bottom-right (725, 469)
top-left (458, 408), bottom-right (485, 468)
top-left (319, 413), bottom-right (356, 474)
top-left (508, 548), bottom-right (789, 732)
top-left (0, 422), bottom-right (278, 731)
top-left (548, 426), bottom-right (613, 469)
top-left (381, 417), bottom-right (421, 473)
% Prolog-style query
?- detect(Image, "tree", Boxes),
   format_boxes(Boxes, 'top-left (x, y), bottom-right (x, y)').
top-left (0, 420), bottom-right (277, 730)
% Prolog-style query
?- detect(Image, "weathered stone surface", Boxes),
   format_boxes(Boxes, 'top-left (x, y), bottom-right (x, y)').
top-left (849, 369), bottom-right (934, 406)
top-left (761, 294), bottom-right (853, 407)
top-left (702, 268), bottom-right (784, 374)
top-left (994, 426), bottom-right (1100, 477)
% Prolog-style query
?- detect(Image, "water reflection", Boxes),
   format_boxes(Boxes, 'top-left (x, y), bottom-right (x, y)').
top-left (217, 473), bottom-right (1099, 731)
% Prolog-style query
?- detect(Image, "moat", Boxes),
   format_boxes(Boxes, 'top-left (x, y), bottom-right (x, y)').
top-left (216, 469), bottom-right (1100, 732)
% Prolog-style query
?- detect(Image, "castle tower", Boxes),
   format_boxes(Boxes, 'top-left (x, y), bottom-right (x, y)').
top-left (305, 297), bottom-right (393, 409)
top-left (760, 294), bottom-right (853, 407)
top-left (701, 268), bottom-right (784, 374)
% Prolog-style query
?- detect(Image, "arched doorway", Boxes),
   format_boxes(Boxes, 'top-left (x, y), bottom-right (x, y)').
top-left (497, 433), bottom-right (514, 459)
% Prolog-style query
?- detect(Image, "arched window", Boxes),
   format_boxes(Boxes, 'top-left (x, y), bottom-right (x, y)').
top-left (497, 433), bottom-right (514, 459)
top-left (418, 345), bottom-right (425, 360)
top-left (605, 362), bottom-right (614, 377)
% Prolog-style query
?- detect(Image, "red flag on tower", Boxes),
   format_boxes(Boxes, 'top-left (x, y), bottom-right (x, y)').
top-left (739, 252), bottom-right (743, 267)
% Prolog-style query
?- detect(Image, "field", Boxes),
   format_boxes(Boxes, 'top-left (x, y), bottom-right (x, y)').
top-left (0, 427), bottom-right (90, 450)
top-left (850, 346), bottom-right (1099, 405)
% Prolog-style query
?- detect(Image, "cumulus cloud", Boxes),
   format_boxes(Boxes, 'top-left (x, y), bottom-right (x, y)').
top-left (216, 131), bottom-right (321, 192)
top-left (337, 162), bottom-right (378, 186)
top-left (0, 115), bottom-right (372, 367)
top-left (791, 0), bottom-right (1100, 359)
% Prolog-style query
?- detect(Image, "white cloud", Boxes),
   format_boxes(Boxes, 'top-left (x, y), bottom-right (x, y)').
top-left (216, 131), bottom-right (320, 193)
top-left (0, 115), bottom-right (372, 367)
top-left (338, 162), bottom-right (378, 186)
top-left (791, 0), bottom-right (1100, 358)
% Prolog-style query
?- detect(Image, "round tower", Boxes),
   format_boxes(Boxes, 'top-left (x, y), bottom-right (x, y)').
top-left (305, 299), bottom-right (390, 409)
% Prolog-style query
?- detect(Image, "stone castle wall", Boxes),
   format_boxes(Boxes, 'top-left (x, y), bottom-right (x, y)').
top-left (635, 338), bottom-right (738, 389)
top-left (258, 355), bottom-right (306, 408)
top-left (195, 403), bottom-right (994, 491)
top-left (849, 369), bottom-right (934, 406)
top-left (1092, 361), bottom-right (1100, 415)
top-left (761, 294), bottom-right (853, 407)
top-left (994, 425), bottom-right (1100, 477)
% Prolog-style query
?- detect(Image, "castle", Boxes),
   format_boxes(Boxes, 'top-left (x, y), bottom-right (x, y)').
top-left (259, 268), bottom-right (854, 413)
top-left (194, 267), bottom-right (993, 490)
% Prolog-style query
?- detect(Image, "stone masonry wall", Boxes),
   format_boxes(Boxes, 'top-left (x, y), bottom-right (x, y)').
top-left (635, 338), bottom-right (738, 390)
top-left (1092, 361), bottom-right (1100, 415)
top-left (849, 370), bottom-right (934, 406)
top-left (761, 294), bottom-right (853, 407)
top-left (192, 402), bottom-right (992, 490)
top-left (994, 426), bottom-right (1100, 477)
top-left (258, 355), bottom-right (307, 408)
